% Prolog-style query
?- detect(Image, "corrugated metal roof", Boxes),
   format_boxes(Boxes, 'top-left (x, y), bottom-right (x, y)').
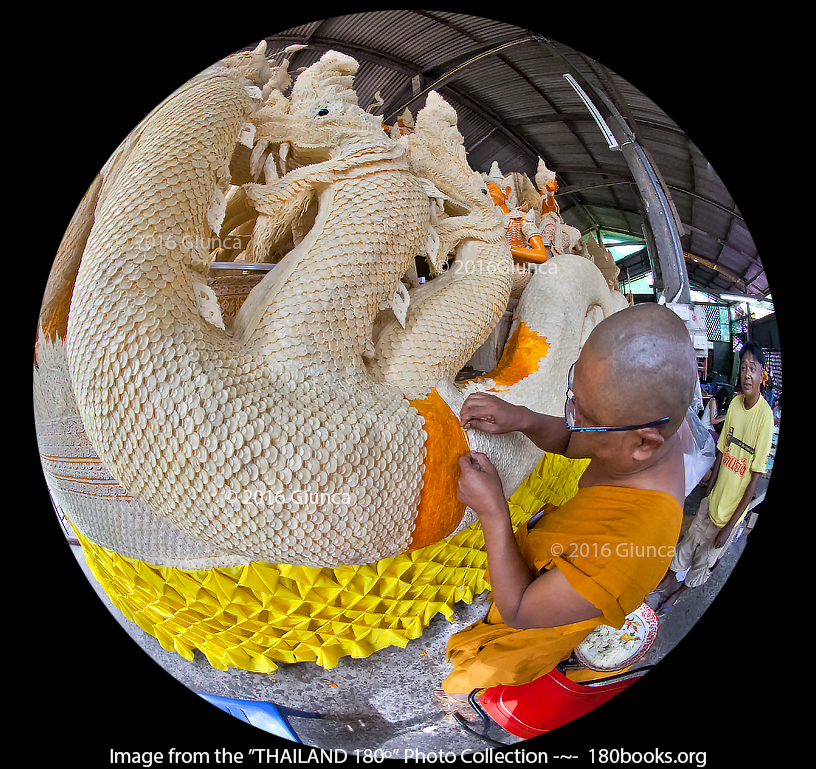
top-left (252, 11), bottom-right (766, 300)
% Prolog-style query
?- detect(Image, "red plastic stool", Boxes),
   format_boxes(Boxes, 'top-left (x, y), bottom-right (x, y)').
top-left (469, 665), bottom-right (653, 740)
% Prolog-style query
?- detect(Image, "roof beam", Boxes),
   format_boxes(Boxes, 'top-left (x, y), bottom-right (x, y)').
top-left (558, 199), bottom-right (643, 223)
top-left (271, 34), bottom-right (420, 77)
top-left (504, 113), bottom-right (599, 127)
top-left (684, 252), bottom-right (745, 289)
top-left (682, 223), bottom-right (757, 264)
top-left (666, 184), bottom-right (746, 222)
top-left (556, 180), bottom-right (634, 195)
top-left (408, 10), bottom-right (565, 114)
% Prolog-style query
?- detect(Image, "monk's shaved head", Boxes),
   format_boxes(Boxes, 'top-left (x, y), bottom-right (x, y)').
top-left (579, 304), bottom-right (697, 434)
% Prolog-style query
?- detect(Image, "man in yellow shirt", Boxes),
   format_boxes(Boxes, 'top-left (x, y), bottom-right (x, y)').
top-left (439, 304), bottom-right (697, 698)
top-left (652, 341), bottom-right (773, 610)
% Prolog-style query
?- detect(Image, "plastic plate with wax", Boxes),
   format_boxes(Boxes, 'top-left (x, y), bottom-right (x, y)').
top-left (574, 603), bottom-right (659, 672)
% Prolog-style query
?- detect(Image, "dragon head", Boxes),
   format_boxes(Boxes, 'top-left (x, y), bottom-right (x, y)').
top-left (251, 50), bottom-right (389, 166)
top-left (219, 39), bottom-right (273, 88)
top-left (402, 91), bottom-right (496, 218)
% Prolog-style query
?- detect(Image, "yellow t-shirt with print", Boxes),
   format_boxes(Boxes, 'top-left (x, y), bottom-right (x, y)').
top-left (709, 395), bottom-right (773, 527)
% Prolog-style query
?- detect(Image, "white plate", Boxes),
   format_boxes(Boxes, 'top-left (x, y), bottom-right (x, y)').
top-left (573, 603), bottom-right (659, 672)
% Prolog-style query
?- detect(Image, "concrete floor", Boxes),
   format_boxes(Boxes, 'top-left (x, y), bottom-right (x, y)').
top-left (639, 483), bottom-right (751, 668)
top-left (61, 476), bottom-right (759, 756)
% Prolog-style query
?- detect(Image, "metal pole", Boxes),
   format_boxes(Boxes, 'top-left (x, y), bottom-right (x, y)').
top-left (538, 36), bottom-right (690, 304)
top-left (617, 132), bottom-right (690, 304)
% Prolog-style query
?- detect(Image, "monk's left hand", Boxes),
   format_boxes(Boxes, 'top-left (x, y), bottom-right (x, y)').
top-left (457, 452), bottom-right (508, 520)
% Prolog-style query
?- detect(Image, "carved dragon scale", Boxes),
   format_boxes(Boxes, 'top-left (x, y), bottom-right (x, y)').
top-left (36, 43), bottom-right (629, 571)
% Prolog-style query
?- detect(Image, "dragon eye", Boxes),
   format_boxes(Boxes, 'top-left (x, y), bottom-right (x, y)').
top-left (317, 107), bottom-right (329, 116)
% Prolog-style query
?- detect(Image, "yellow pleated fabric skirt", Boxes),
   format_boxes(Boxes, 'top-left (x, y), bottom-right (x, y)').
top-left (76, 453), bottom-right (589, 673)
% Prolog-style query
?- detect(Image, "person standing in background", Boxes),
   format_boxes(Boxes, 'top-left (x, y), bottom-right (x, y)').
top-left (651, 342), bottom-right (773, 610)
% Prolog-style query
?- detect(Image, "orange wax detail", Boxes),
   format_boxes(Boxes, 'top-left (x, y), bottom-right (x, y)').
top-left (510, 244), bottom-right (549, 264)
top-left (487, 184), bottom-right (511, 212)
top-left (406, 388), bottom-right (470, 551)
top-left (541, 182), bottom-right (559, 215)
top-left (485, 321), bottom-right (550, 389)
top-left (528, 234), bottom-right (546, 250)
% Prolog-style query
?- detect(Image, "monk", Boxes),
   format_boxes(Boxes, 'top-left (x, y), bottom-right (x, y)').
top-left (440, 303), bottom-right (697, 699)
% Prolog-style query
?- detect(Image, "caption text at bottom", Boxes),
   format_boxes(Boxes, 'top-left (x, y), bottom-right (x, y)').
top-left (110, 746), bottom-right (708, 766)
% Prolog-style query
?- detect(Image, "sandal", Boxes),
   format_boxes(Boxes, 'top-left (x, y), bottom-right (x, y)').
top-left (432, 686), bottom-right (484, 723)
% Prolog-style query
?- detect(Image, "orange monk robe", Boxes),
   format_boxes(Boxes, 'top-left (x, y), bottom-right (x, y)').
top-left (442, 486), bottom-right (682, 694)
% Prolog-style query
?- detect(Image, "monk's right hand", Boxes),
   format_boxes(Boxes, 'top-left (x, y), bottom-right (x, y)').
top-left (459, 392), bottom-right (529, 434)
top-left (456, 452), bottom-right (507, 518)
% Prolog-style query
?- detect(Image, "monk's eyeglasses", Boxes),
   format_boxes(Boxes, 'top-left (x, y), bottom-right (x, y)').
top-left (564, 362), bottom-right (671, 433)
